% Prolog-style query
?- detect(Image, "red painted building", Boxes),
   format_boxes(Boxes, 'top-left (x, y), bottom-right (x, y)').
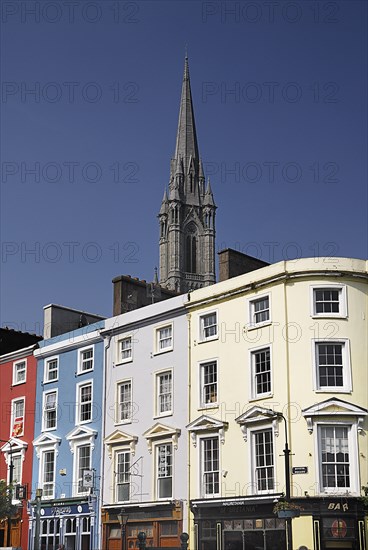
top-left (0, 328), bottom-right (42, 549)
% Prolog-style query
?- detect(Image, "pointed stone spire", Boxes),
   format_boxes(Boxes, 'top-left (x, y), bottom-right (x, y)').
top-left (159, 189), bottom-right (169, 214)
top-left (174, 56), bottom-right (199, 165)
top-left (203, 178), bottom-right (216, 206)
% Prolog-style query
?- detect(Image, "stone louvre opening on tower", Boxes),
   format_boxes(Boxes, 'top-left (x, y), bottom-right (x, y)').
top-left (158, 56), bottom-right (217, 293)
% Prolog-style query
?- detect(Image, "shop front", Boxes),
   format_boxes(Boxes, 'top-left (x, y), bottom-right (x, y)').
top-left (28, 497), bottom-right (98, 550)
top-left (190, 496), bottom-right (287, 550)
top-left (311, 497), bottom-right (366, 550)
top-left (101, 501), bottom-right (183, 550)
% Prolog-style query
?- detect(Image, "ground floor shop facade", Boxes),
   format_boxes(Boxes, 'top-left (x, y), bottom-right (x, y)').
top-left (190, 496), bottom-right (367, 550)
top-left (28, 497), bottom-right (99, 550)
top-left (101, 501), bottom-right (183, 550)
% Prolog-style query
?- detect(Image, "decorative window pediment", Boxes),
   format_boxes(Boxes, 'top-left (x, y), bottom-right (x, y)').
top-left (33, 433), bottom-right (61, 458)
top-left (1, 437), bottom-right (28, 464)
top-left (186, 415), bottom-right (228, 447)
top-left (235, 406), bottom-right (279, 442)
top-left (66, 425), bottom-right (97, 453)
top-left (143, 422), bottom-right (181, 453)
top-left (104, 429), bottom-right (138, 458)
top-left (302, 398), bottom-right (367, 434)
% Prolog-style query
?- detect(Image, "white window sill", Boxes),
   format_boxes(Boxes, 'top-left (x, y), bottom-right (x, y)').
top-left (115, 358), bottom-right (133, 366)
top-left (114, 419), bottom-right (133, 426)
top-left (153, 412), bottom-right (173, 420)
top-left (249, 394), bottom-right (273, 402)
top-left (198, 337), bottom-right (218, 344)
top-left (311, 314), bottom-right (347, 319)
top-left (152, 348), bottom-right (173, 356)
top-left (315, 388), bottom-right (351, 394)
top-left (76, 369), bottom-right (94, 376)
top-left (246, 321), bottom-right (272, 331)
top-left (198, 404), bottom-right (219, 411)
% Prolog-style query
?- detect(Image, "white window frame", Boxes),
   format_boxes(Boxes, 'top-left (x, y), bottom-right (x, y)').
top-left (114, 449), bottom-right (131, 503)
top-left (314, 421), bottom-right (359, 495)
top-left (155, 442), bottom-right (173, 500)
top-left (10, 397), bottom-right (25, 438)
top-left (310, 284), bottom-right (347, 318)
top-left (39, 448), bottom-right (56, 499)
top-left (13, 359), bottom-right (27, 385)
top-left (200, 435), bottom-right (220, 498)
top-left (76, 380), bottom-right (93, 425)
top-left (155, 324), bottom-right (173, 354)
top-left (77, 345), bottom-right (94, 374)
top-left (155, 369), bottom-right (173, 417)
top-left (249, 345), bottom-right (273, 399)
top-left (199, 360), bottom-right (218, 408)
top-left (250, 427), bottom-right (276, 495)
top-left (9, 453), bottom-right (23, 486)
top-left (116, 379), bottom-right (133, 424)
top-left (73, 443), bottom-right (92, 496)
top-left (42, 390), bottom-right (58, 431)
top-left (248, 294), bottom-right (271, 328)
top-left (199, 311), bottom-right (218, 342)
top-left (312, 339), bottom-right (351, 393)
top-left (117, 336), bottom-right (133, 364)
top-left (44, 356), bottom-right (59, 383)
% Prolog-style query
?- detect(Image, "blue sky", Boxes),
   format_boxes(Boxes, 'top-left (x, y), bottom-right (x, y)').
top-left (1, 0), bottom-right (367, 334)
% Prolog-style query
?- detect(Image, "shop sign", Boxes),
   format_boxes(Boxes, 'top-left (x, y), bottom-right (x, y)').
top-left (41, 502), bottom-right (91, 517)
top-left (327, 502), bottom-right (349, 512)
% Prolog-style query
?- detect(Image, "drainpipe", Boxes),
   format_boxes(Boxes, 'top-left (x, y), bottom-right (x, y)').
top-left (100, 332), bottom-right (112, 550)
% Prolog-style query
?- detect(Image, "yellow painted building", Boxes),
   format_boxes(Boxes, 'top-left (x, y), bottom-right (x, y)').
top-left (185, 258), bottom-right (368, 550)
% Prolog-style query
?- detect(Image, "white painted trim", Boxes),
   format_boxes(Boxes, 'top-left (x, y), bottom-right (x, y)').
top-left (313, 420), bottom-right (360, 495)
top-left (247, 293), bottom-right (272, 329)
top-left (154, 440), bottom-right (175, 501)
top-left (310, 283), bottom-right (348, 318)
top-left (77, 344), bottom-right (95, 375)
top-left (115, 378), bottom-right (133, 425)
top-left (248, 343), bottom-right (273, 400)
top-left (38, 447), bottom-right (57, 500)
top-left (198, 309), bottom-right (219, 343)
top-left (311, 338), bottom-right (351, 393)
top-left (72, 442), bottom-right (92, 497)
top-left (154, 368), bottom-right (174, 418)
top-left (42, 388), bottom-right (58, 432)
top-left (12, 357), bottom-right (27, 386)
top-left (10, 396), bottom-right (25, 438)
top-left (153, 322), bottom-right (174, 355)
top-left (34, 330), bottom-right (102, 357)
top-left (198, 357), bottom-right (219, 409)
top-left (247, 423), bottom-right (277, 496)
top-left (43, 355), bottom-right (59, 384)
top-left (115, 334), bottom-right (133, 365)
top-left (198, 434), bottom-right (221, 498)
top-left (75, 379), bottom-right (94, 425)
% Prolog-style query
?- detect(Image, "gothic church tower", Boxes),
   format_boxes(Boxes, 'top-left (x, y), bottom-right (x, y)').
top-left (159, 57), bottom-right (216, 292)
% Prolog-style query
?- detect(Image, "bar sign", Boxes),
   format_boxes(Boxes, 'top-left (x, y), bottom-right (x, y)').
top-left (292, 466), bottom-right (308, 474)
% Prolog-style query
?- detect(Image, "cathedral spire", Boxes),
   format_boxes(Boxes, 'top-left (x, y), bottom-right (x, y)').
top-left (159, 58), bottom-right (216, 293)
top-left (174, 56), bottom-right (199, 164)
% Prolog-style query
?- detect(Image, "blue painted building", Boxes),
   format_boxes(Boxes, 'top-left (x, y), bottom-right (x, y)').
top-left (30, 320), bottom-right (105, 550)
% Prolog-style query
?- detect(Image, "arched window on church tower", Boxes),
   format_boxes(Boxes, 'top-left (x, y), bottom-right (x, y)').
top-left (185, 223), bottom-right (197, 273)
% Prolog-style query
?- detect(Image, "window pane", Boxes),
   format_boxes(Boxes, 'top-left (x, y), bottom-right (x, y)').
top-left (158, 372), bottom-right (172, 413)
top-left (320, 426), bottom-right (350, 489)
top-left (202, 438), bottom-right (219, 496)
top-left (157, 444), bottom-right (172, 498)
top-left (202, 362), bottom-right (217, 404)
top-left (253, 348), bottom-right (271, 396)
top-left (317, 343), bottom-right (343, 387)
top-left (252, 297), bottom-right (270, 324)
top-left (254, 430), bottom-right (274, 491)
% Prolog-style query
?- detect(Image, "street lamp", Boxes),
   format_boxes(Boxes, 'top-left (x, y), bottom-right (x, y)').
top-left (117, 508), bottom-right (129, 550)
top-left (34, 488), bottom-right (43, 550)
top-left (265, 410), bottom-right (293, 550)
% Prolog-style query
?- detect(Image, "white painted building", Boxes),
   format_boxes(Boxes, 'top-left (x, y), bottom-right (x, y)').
top-left (100, 295), bottom-right (188, 549)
